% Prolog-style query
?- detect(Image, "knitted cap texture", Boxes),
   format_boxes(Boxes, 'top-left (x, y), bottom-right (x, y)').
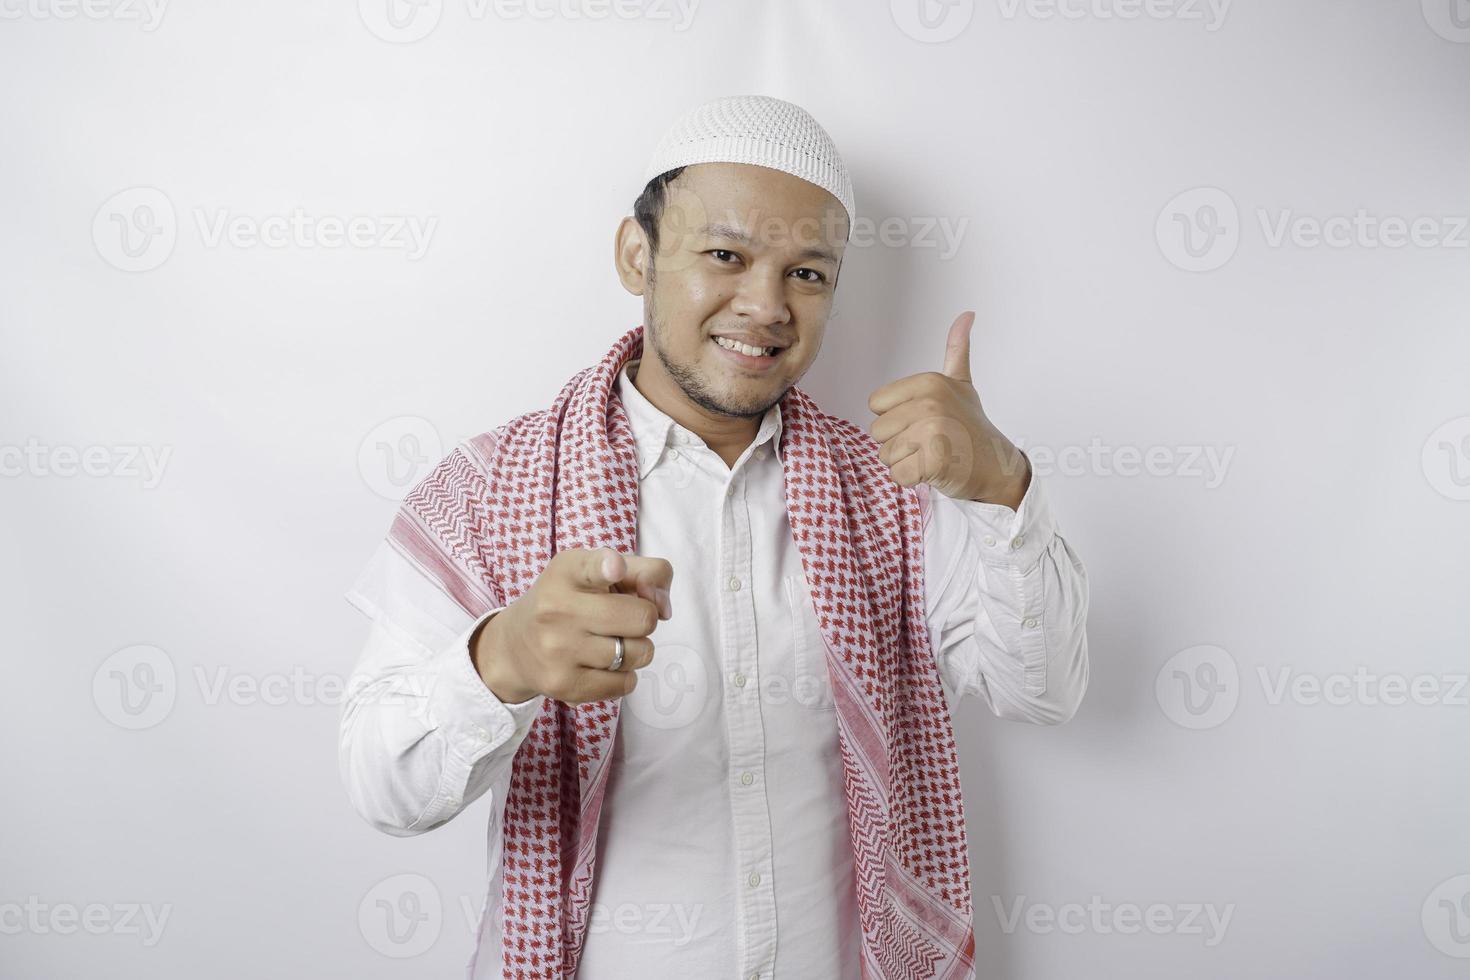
top-left (642, 94), bottom-right (855, 228)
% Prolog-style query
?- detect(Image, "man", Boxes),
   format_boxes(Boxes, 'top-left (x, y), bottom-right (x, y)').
top-left (340, 94), bottom-right (1090, 980)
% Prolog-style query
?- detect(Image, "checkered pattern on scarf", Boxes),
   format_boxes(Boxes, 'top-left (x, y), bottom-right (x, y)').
top-left (388, 325), bottom-right (976, 978)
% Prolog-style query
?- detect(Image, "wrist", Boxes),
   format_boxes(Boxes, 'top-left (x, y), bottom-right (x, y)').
top-left (972, 454), bottom-right (1031, 510)
top-left (471, 609), bottom-right (538, 705)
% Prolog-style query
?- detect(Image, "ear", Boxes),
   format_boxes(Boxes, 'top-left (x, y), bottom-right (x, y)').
top-left (614, 215), bottom-right (650, 296)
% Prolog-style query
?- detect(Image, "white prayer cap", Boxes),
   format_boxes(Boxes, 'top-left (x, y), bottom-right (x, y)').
top-left (641, 94), bottom-right (855, 232)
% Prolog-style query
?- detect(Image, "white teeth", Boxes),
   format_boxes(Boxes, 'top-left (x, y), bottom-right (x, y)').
top-left (715, 336), bottom-right (776, 357)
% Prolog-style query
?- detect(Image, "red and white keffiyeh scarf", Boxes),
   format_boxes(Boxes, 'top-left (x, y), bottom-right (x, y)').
top-left (388, 325), bottom-right (975, 978)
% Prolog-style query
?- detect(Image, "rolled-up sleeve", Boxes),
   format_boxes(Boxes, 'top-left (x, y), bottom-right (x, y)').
top-left (921, 461), bottom-right (1090, 725)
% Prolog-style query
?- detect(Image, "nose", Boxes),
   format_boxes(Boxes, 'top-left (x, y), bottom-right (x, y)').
top-left (728, 267), bottom-right (792, 327)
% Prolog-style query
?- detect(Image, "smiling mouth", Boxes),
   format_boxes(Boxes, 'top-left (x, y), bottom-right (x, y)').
top-left (712, 335), bottom-right (784, 359)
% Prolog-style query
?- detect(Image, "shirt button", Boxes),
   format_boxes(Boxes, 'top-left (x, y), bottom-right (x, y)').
top-left (983, 534), bottom-right (996, 547)
top-left (728, 576), bottom-right (741, 591)
top-left (739, 771), bottom-right (754, 785)
top-left (1024, 617), bottom-right (1039, 629)
top-left (668, 448), bottom-right (681, 460)
top-left (726, 484), bottom-right (735, 496)
top-left (748, 872), bottom-right (761, 887)
top-left (732, 672), bottom-right (747, 688)
top-left (755, 447), bottom-right (767, 460)
top-left (1011, 534), bottom-right (1025, 550)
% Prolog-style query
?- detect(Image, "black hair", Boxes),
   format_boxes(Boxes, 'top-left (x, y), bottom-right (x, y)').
top-left (632, 166), bottom-right (687, 271)
top-left (631, 165), bottom-right (844, 289)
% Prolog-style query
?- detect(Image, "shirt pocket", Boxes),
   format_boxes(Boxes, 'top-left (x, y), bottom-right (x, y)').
top-left (782, 572), bottom-right (836, 712)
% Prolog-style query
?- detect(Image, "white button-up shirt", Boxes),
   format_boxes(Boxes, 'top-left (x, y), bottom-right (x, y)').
top-left (340, 358), bottom-right (1090, 979)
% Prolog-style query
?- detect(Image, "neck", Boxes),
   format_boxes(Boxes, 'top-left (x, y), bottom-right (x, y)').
top-left (629, 356), bottom-right (760, 470)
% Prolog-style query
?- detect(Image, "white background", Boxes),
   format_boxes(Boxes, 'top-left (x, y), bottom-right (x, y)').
top-left (2, 1), bottom-right (1468, 977)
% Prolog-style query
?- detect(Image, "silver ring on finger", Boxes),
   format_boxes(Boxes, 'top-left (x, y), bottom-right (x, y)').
top-left (608, 635), bottom-right (625, 672)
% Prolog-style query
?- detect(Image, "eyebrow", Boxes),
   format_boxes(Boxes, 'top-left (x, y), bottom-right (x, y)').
top-left (698, 222), bottom-right (840, 265)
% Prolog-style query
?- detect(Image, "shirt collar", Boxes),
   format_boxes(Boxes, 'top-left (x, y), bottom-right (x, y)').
top-left (616, 358), bottom-right (784, 480)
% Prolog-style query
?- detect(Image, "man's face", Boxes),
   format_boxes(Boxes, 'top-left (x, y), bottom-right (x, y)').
top-left (628, 162), bottom-right (849, 419)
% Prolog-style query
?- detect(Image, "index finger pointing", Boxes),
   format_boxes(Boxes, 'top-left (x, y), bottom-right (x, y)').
top-left (574, 547), bottom-right (626, 591)
top-left (614, 555), bottom-right (675, 620)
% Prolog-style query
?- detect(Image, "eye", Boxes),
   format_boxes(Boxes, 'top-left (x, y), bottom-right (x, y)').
top-left (707, 249), bottom-right (741, 263)
top-left (792, 268), bottom-right (827, 283)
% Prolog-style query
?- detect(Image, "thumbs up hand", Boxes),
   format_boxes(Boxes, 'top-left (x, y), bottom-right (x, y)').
top-left (866, 311), bottom-right (1031, 508)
